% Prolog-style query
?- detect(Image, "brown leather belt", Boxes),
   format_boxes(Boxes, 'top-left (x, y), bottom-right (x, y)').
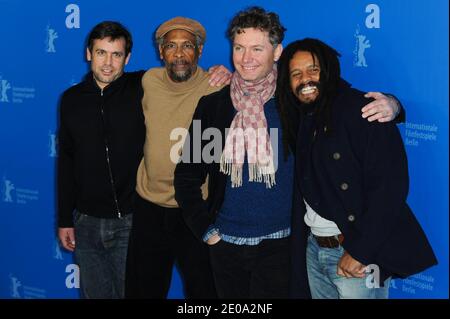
top-left (313, 234), bottom-right (344, 248)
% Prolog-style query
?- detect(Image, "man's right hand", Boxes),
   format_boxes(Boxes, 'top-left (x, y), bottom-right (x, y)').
top-left (206, 233), bottom-right (221, 245)
top-left (58, 227), bottom-right (76, 252)
top-left (208, 65), bottom-right (232, 87)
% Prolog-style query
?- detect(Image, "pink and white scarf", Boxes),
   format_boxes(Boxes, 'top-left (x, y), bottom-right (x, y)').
top-left (220, 66), bottom-right (277, 188)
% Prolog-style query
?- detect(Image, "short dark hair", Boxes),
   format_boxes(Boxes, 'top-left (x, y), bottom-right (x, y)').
top-left (87, 21), bottom-right (133, 56)
top-left (227, 7), bottom-right (286, 47)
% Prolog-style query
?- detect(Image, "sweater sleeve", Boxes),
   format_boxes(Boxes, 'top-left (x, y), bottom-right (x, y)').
top-left (174, 95), bottom-right (212, 241)
top-left (57, 93), bottom-right (76, 227)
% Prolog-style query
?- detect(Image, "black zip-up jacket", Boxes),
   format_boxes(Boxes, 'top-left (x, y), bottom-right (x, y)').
top-left (57, 71), bottom-right (145, 227)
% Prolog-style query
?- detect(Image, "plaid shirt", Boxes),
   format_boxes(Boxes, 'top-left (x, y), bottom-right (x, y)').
top-left (203, 226), bottom-right (290, 246)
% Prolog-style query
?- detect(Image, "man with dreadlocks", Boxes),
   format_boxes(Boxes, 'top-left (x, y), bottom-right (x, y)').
top-left (277, 38), bottom-right (437, 299)
top-left (174, 7), bottom-right (402, 299)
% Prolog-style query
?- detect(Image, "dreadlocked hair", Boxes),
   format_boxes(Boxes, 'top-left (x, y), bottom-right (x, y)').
top-left (276, 38), bottom-right (341, 159)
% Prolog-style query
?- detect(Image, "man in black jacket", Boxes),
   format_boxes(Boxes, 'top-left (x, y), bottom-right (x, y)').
top-left (277, 38), bottom-right (437, 298)
top-left (174, 7), bottom-right (406, 299)
top-left (57, 21), bottom-right (145, 298)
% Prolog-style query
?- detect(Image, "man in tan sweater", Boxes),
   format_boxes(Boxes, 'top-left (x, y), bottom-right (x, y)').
top-left (125, 17), bottom-right (228, 298)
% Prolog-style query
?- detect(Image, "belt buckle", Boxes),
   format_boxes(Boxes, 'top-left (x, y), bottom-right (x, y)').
top-left (314, 234), bottom-right (341, 248)
top-left (326, 236), bottom-right (335, 248)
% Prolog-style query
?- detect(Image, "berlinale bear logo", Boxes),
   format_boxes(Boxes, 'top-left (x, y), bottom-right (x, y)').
top-left (0, 77), bottom-right (11, 103)
top-left (354, 4), bottom-right (381, 68)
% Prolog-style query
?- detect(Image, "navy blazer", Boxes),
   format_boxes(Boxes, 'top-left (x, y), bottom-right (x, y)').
top-left (290, 80), bottom-right (437, 297)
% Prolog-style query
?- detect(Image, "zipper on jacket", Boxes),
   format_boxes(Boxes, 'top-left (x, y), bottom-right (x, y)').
top-left (100, 89), bottom-right (122, 219)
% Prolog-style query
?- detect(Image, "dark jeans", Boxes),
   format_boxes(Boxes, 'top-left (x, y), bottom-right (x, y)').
top-left (74, 211), bottom-right (132, 299)
top-left (209, 237), bottom-right (290, 298)
top-left (125, 195), bottom-right (216, 299)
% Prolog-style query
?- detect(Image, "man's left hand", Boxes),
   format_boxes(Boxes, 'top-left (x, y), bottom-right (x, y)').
top-left (337, 251), bottom-right (366, 278)
top-left (208, 65), bottom-right (232, 87)
top-left (362, 92), bottom-right (400, 122)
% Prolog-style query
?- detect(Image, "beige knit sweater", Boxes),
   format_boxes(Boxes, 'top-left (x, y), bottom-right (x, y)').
top-left (136, 67), bottom-right (222, 207)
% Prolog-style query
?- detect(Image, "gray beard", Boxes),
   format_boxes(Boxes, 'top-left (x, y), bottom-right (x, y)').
top-left (167, 65), bottom-right (196, 82)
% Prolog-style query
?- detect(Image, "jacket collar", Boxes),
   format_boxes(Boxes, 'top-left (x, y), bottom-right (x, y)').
top-left (81, 71), bottom-right (128, 94)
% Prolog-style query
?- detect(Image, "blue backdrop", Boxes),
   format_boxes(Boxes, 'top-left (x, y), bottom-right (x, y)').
top-left (0, 0), bottom-right (448, 299)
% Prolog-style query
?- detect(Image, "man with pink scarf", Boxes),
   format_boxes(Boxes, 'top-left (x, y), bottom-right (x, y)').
top-left (174, 6), bottom-right (402, 298)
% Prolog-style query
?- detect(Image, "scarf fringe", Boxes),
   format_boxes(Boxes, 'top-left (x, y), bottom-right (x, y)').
top-left (220, 154), bottom-right (233, 175)
top-left (249, 163), bottom-right (276, 189)
top-left (221, 153), bottom-right (276, 189)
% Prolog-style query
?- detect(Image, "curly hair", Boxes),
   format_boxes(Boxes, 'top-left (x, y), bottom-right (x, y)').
top-left (227, 6), bottom-right (286, 46)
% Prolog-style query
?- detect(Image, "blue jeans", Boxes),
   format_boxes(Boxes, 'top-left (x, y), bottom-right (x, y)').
top-left (74, 211), bottom-right (132, 299)
top-left (306, 233), bottom-right (390, 299)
